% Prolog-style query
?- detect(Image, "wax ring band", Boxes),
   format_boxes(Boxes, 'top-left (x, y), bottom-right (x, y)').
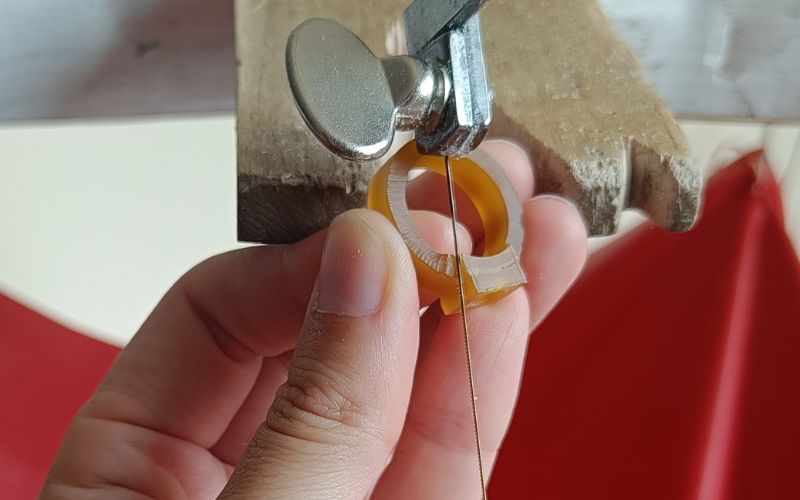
top-left (367, 142), bottom-right (527, 315)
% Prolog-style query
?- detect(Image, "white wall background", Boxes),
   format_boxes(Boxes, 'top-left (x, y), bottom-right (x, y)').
top-left (0, 115), bottom-right (247, 345)
top-left (1, 115), bottom-right (798, 346)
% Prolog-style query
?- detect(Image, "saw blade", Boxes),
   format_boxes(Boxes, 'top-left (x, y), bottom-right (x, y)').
top-left (444, 156), bottom-right (488, 499)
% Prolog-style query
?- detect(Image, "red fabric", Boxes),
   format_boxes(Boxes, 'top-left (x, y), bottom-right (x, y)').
top-left (3, 152), bottom-right (799, 498)
top-left (0, 295), bottom-right (120, 498)
top-left (490, 152), bottom-right (800, 499)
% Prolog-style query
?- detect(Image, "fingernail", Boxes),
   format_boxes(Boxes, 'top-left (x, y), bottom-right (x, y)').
top-left (316, 214), bottom-right (388, 316)
top-left (535, 194), bottom-right (583, 216)
top-left (484, 137), bottom-right (528, 154)
top-left (535, 194), bottom-right (588, 232)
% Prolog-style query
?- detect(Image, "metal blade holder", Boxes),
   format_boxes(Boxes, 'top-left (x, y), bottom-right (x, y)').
top-left (286, 0), bottom-right (493, 161)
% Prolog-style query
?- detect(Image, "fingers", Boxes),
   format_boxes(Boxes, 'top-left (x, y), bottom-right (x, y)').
top-left (206, 208), bottom-right (470, 466)
top-left (209, 352), bottom-right (293, 466)
top-left (411, 210), bottom-right (473, 257)
top-left (409, 139), bottom-right (535, 207)
top-left (412, 210), bottom-right (472, 306)
top-left (71, 139), bottom-right (518, 459)
top-left (479, 139), bottom-right (536, 201)
top-left (407, 139), bottom-right (535, 245)
top-left (77, 203), bottom-right (468, 453)
top-left (520, 195), bottom-right (588, 329)
top-left (82, 232), bottom-right (328, 451)
top-left (218, 210), bottom-right (420, 500)
top-left (371, 194), bottom-right (587, 500)
top-left (372, 291), bottom-right (530, 500)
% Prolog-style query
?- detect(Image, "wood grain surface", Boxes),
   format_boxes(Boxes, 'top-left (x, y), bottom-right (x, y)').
top-left (485, 0), bottom-right (700, 234)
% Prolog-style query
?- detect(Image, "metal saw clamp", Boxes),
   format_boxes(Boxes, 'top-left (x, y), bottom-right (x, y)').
top-left (286, 0), bottom-right (493, 160)
top-left (285, 0), bottom-right (526, 315)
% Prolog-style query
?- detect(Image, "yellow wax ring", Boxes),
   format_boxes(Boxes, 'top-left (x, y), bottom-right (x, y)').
top-left (367, 142), bottom-right (527, 315)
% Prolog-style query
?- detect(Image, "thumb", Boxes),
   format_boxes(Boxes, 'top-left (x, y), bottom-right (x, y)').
top-left (218, 209), bottom-right (420, 500)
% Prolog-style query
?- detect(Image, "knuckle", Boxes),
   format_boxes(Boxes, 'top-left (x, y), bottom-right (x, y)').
top-left (264, 355), bottom-right (370, 446)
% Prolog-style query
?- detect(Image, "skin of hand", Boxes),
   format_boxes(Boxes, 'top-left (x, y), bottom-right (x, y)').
top-left (38, 140), bottom-right (587, 500)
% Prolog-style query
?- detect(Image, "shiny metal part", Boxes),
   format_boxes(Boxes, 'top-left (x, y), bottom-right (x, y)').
top-left (445, 155), bottom-right (489, 500)
top-left (410, 13), bottom-right (493, 157)
top-left (286, 19), bottom-right (396, 162)
top-left (285, 0), bottom-right (493, 161)
top-left (381, 56), bottom-right (448, 131)
top-left (286, 18), bottom-right (452, 162)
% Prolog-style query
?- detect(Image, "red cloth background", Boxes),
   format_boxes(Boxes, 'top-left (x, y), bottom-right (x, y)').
top-left (490, 152), bottom-right (800, 499)
top-left (2, 152), bottom-right (799, 498)
top-left (0, 295), bottom-right (119, 499)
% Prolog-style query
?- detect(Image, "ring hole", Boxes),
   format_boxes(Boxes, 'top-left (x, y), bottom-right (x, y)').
top-left (405, 168), bottom-right (485, 257)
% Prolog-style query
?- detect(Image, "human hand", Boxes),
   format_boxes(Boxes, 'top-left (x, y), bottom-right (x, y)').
top-left (39, 141), bottom-right (587, 500)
